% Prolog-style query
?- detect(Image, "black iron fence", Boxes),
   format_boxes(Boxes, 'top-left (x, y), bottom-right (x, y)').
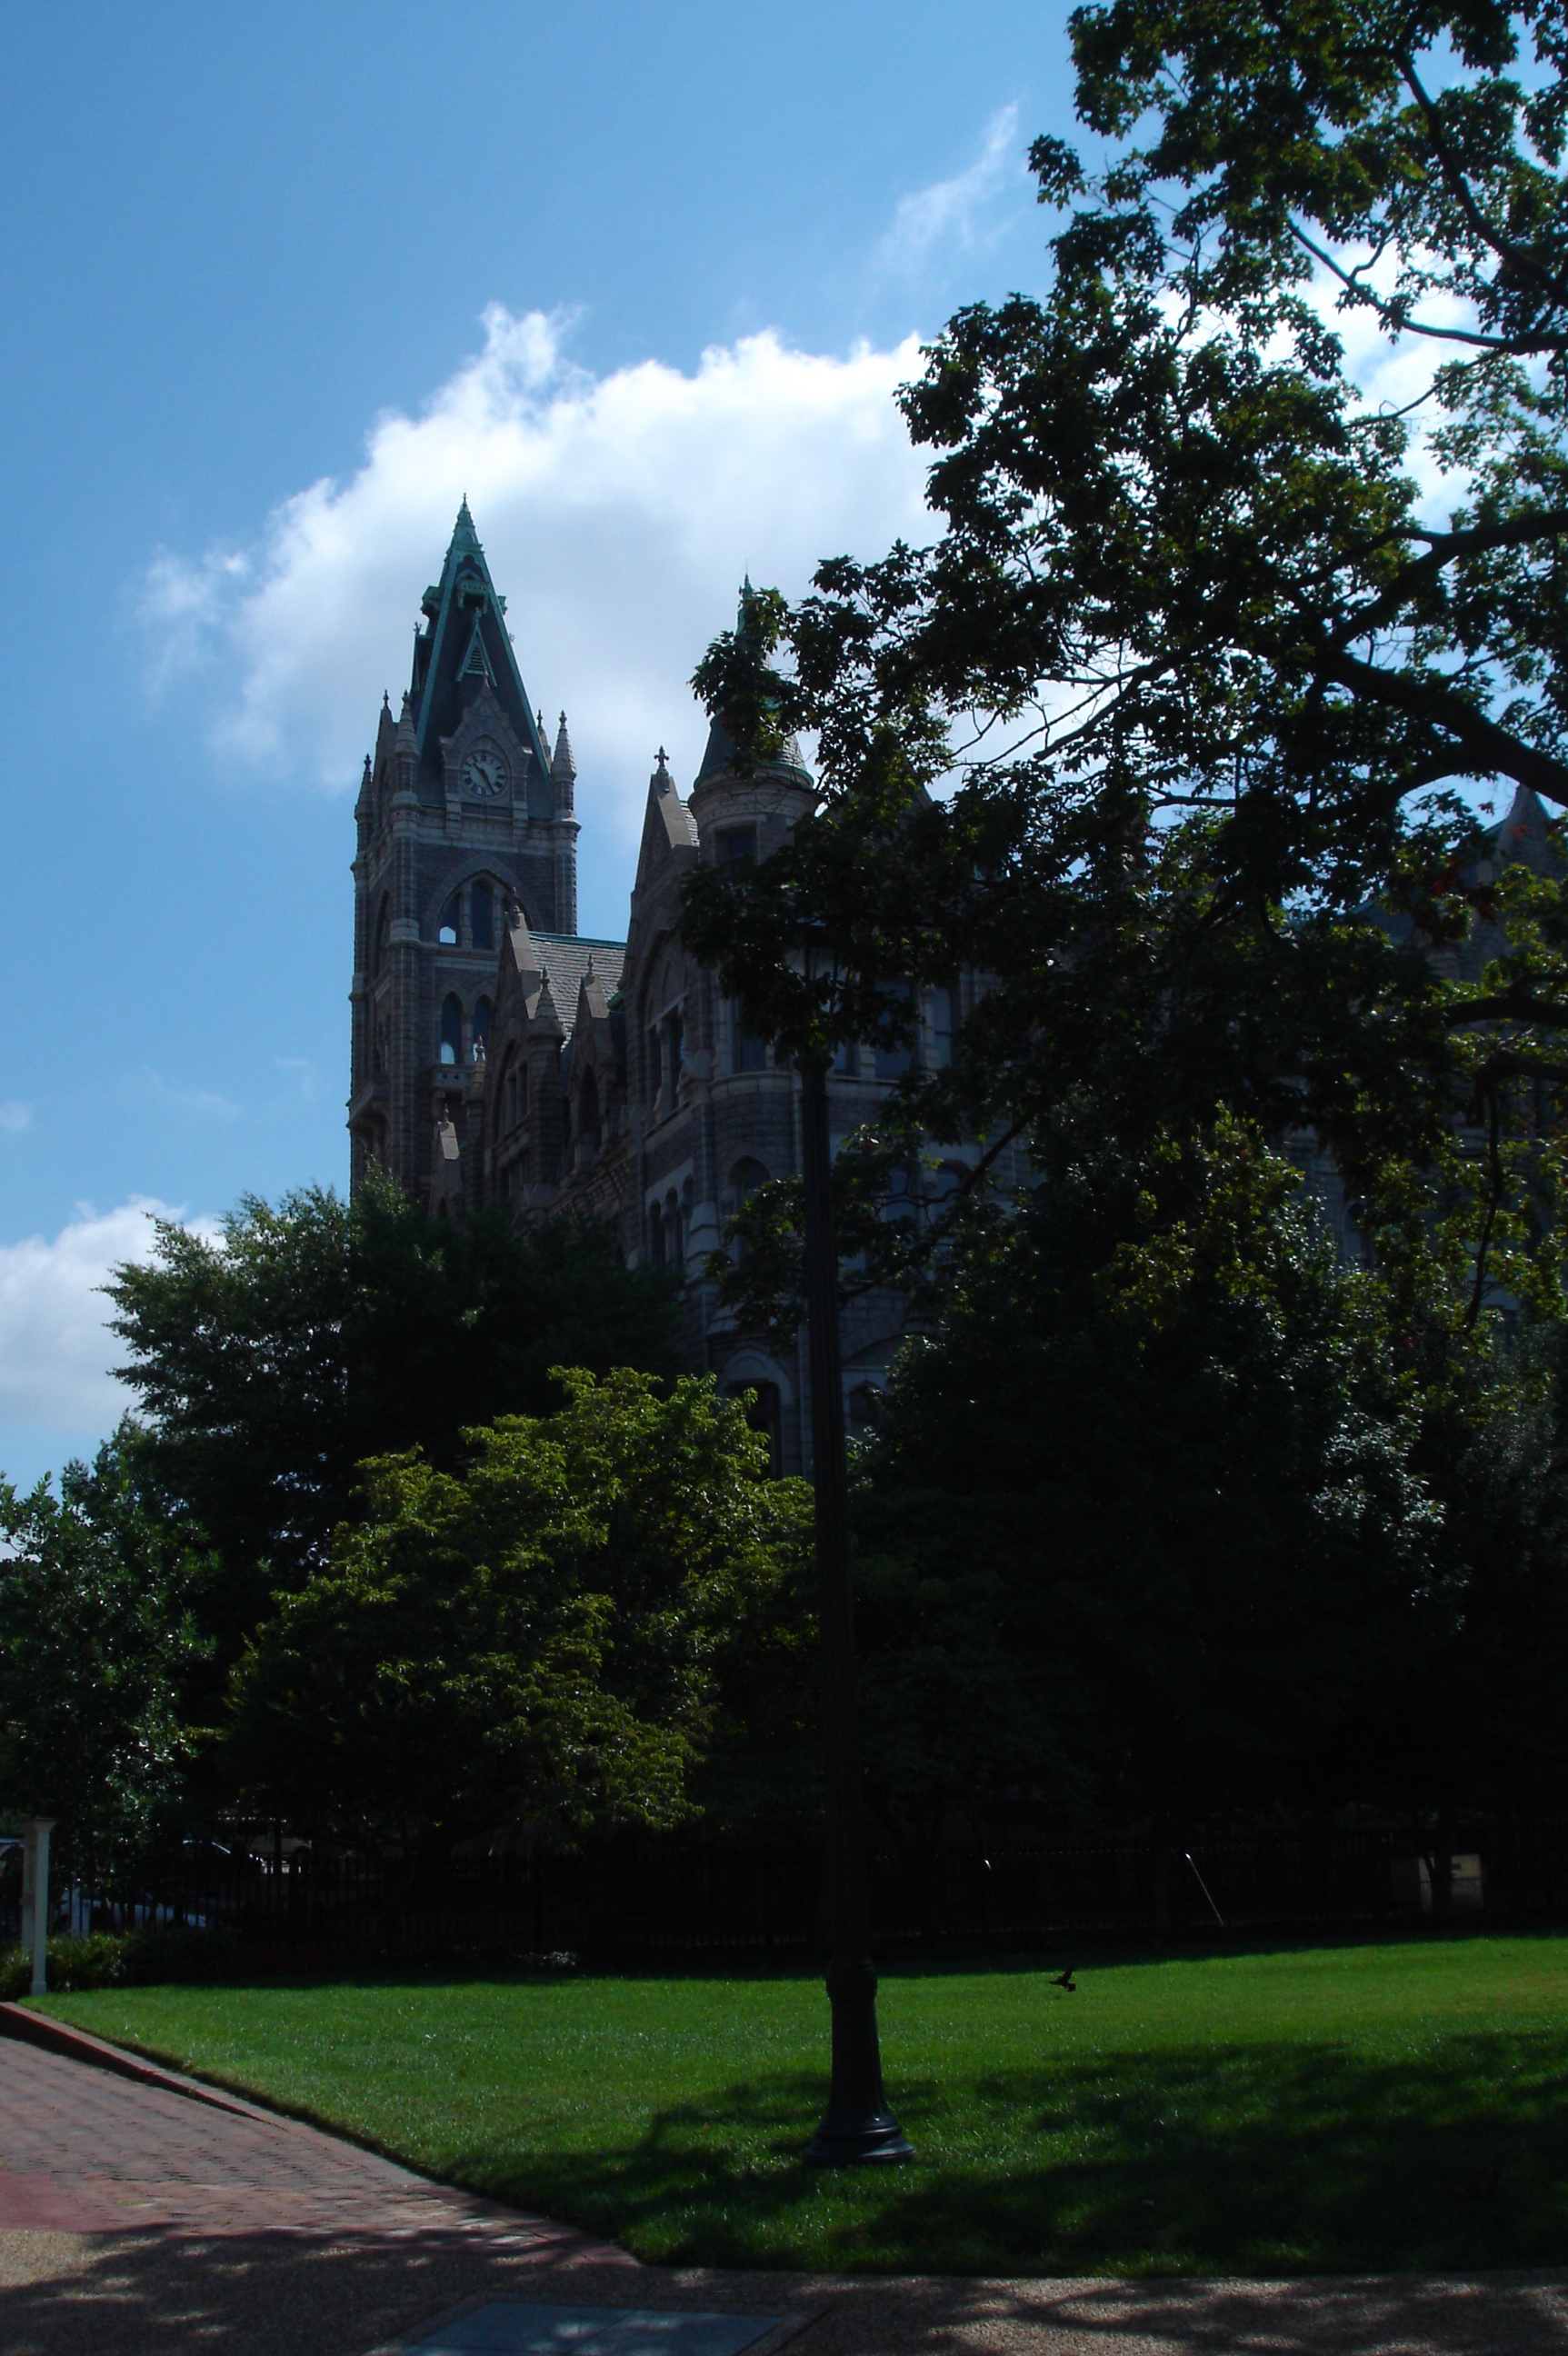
top-left (36, 1816), bottom-right (1568, 1961)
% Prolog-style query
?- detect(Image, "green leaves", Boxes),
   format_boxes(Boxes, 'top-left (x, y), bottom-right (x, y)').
top-left (677, 0), bottom-right (1568, 1340)
top-left (225, 1372), bottom-right (814, 1850)
top-left (105, 1171), bottom-right (682, 1676)
top-left (0, 1438), bottom-right (213, 1882)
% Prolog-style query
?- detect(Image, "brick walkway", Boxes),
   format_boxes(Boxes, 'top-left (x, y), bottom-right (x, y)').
top-left (0, 2032), bottom-right (596, 2243)
top-left (5, 2019), bottom-right (1568, 2354)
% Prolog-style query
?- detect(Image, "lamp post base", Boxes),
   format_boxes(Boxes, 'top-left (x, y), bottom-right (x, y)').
top-left (803, 1956), bottom-right (914, 2166)
top-left (804, 2115), bottom-right (915, 2166)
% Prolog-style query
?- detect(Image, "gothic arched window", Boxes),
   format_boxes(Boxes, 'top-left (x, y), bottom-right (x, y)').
top-left (647, 1202), bottom-right (664, 1264)
top-left (439, 994), bottom-right (463, 1065)
top-left (472, 881), bottom-right (494, 952)
top-left (472, 996), bottom-right (491, 1059)
top-left (373, 899), bottom-right (390, 976)
top-left (438, 895), bottom-right (460, 945)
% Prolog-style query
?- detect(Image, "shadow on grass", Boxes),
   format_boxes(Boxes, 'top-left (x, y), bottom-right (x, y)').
top-left (452, 2032), bottom-right (1568, 2277)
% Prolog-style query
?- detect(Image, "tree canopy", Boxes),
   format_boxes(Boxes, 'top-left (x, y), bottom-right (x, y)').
top-left (679, 0), bottom-right (1568, 1320)
top-left (0, 1440), bottom-right (212, 1885)
top-left (674, 1), bottom-right (1568, 1842)
top-left (226, 1371), bottom-right (814, 1853)
top-left (105, 1171), bottom-right (681, 1669)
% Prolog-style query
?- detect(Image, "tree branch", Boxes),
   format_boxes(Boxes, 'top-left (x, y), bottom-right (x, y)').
top-left (1315, 644), bottom-right (1568, 804)
top-left (1287, 219), bottom-right (1544, 352)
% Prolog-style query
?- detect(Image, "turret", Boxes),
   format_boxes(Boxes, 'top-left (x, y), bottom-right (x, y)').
top-left (552, 711), bottom-right (576, 814)
top-left (688, 586), bottom-right (815, 845)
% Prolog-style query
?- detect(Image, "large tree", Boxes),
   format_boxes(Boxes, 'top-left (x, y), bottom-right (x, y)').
top-left (680, 0), bottom-right (1568, 1316)
top-left (225, 1371), bottom-right (814, 1855)
top-left (674, 2), bottom-right (1568, 1835)
top-left (106, 1172), bottom-right (681, 1672)
top-left (0, 1439), bottom-right (211, 1889)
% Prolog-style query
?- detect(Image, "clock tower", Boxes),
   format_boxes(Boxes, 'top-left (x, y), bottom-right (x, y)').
top-left (348, 502), bottom-right (580, 1197)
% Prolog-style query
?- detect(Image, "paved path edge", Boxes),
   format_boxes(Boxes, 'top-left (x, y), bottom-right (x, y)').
top-left (0, 2002), bottom-right (286, 2123)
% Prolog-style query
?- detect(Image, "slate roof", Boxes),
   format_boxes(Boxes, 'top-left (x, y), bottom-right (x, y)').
top-left (531, 933), bottom-right (626, 1038)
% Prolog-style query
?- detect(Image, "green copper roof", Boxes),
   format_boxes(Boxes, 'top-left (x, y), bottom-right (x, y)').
top-left (408, 504), bottom-right (550, 782)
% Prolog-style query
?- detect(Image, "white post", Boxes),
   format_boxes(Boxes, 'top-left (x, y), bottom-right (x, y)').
top-left (18, 1820), bottom-right (54, 1997)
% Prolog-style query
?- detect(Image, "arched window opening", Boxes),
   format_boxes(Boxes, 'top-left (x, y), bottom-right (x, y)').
top-left (373, 900), bottom-right (391, 976)
top-left (438, 895), bottom-right (460, 946)
top-left (579, 1066), bottom-right (601, 1153)
top-left (732, 1157), bottom-right (769, 1203)
top-left (439, 994), bottom-right (463, 1065)
top-left (666, 1188), bottom-right (684, 1268)
top-left (729, 1379), bottom-right (783, 1476)
top-left (472, 996), bottom-right (491, 1060)
top-left (471, 880), bottom-right (494, 952)
top-left (648, 1202), bottom-right (664, 1264)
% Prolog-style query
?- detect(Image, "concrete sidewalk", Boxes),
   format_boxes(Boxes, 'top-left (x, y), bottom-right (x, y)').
top-left (3, 2012), bottom-right (1565, 2354)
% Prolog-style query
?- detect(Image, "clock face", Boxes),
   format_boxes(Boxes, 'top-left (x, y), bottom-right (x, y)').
top-left (463, 747), bottom-right (506, 797)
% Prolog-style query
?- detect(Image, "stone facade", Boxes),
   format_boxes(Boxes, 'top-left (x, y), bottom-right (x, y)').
top-left (352, 508), bottom-right (978, 1472)
top-left (348, 502), bottom-right (580, 1198)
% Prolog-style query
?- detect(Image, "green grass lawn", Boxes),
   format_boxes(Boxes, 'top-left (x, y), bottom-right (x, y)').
top-left (30, 1933), bottom-right (1568, 2277)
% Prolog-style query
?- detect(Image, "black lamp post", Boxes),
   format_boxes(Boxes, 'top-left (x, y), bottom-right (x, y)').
top-left (796, 1050), bottom-right (914, 2166)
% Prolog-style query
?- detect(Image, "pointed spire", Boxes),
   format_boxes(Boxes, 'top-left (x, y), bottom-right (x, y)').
top-left (551, 712), bottom-right (576, 780)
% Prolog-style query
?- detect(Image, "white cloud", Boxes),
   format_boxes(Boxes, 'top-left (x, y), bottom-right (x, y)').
top-left (120, 1067), bottom-right (241, 1121)
top-left (876, 105), bottom-right (1026, 278)
top-left (0, 1103), bottom-right (32, 1133)
top-left (0, 1199), bottom-right (219, 1435)
top-left (140, 307), bottom-right (934, 907)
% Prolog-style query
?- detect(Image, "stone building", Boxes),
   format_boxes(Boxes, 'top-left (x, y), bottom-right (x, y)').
top-left (348, 501), bottom-right (583, 1198)
top-left (351, 505), bottom-right (972, 1472)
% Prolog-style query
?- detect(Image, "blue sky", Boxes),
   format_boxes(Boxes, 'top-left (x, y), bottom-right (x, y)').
top-left (0, 1), bottom-right (1079, 1484)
